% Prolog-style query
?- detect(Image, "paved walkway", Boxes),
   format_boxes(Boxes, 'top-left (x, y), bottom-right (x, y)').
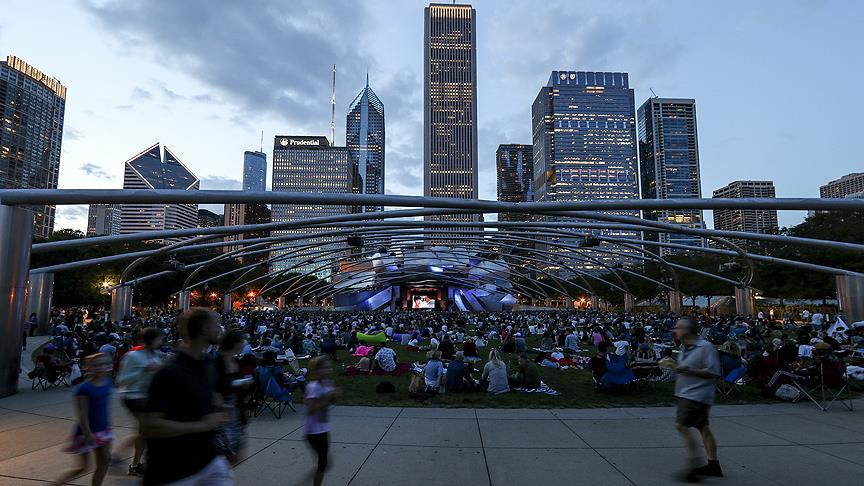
top-left (0, 368), bottom-right (861, 485)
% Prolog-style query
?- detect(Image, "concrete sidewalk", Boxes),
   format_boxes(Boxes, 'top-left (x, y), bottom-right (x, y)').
top-left (0, 379), bottom-right (861, 485)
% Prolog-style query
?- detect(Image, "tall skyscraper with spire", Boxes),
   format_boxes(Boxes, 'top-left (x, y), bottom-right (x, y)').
top-left (346, 74), bottom-right (385, 213)
top-left (423, 3), bottom-right (479, 224)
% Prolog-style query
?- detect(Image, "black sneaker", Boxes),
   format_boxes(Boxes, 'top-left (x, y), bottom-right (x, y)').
top-left (128, 463), bottom-right (145, 477)
top-left (692, 461), bottom-right (724, 478)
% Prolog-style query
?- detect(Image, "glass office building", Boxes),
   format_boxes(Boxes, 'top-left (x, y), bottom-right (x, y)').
top-left (119, 143), bottom-right (200, 244)
top-left (346, 75), bottom-right (385, 213)
top-left (496, 144), bottom-right (533, 222)
top-left (638, 97), bottom-right (704, 254)
top-left (424, 3), bottom-right (479, 224)
top-left (532, 71), bottom-right (640, 272)
top-left (243, 151), bottom-right (267, 192)
top-left (0, 55), bottom-right (66, 238)
top-left (271, 136), bottom-right (351, 279)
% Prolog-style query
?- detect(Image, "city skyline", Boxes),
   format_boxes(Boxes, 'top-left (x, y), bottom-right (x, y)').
top-left (3, 0), bottom-right (862, 232)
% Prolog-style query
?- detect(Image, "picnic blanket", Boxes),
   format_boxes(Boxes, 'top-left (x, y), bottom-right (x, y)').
top-left (344, 362), bottom-right (411, 377)
top-left (352, 345), bottom-right (376, 357)
top-left (512, 381), bottom-right (560, 396)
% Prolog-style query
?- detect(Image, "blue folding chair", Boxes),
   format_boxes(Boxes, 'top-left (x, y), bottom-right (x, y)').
top-left (254, 366), bottom-right (296, 419)
top-left (716, 366), bottom-right (747, 397)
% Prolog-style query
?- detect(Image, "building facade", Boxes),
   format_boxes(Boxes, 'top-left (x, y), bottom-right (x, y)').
top-left (496, 144), bottom-right (533, 222)
top-left (712, 180), bottom-right (778, 250)
top-left (86, 204), bottom-right (121, 237)
top-left (223, 202), bottom-right (271, 264)
top-left (346, 75), bottom-right (385, 213)
top-left (119, 143), bottom-right (200, 243)
top-left (197, 209), bottom-right (222, 228)
top-left (271, 136), bottom-right (351, 278)
top-left (0, 55), bottom-right (66, 238)
top-left (820, 173), bottom-right (864, 199)
top-left (243, 151), bottom-right (267, 192)
top-left (532, 71), bottom-right (640, 272)
top-left (638, 97), bottom-right (704, 254)
top-left (423, 3), bottom-right (478, 223)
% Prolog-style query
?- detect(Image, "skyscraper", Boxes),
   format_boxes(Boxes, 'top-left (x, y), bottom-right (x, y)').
top-left (243, 151), bottom-right (267, 192)
top-left (119, 143), bottom-right (200, 243)
top-left (424, 3), bottom-right (478, 222)
top-left (86, 204), bottom-right (121, 237)
top-left (223, 202), bottom-right (271, 264)
top-left (347, 75), bottom-right (385, 213)
top-left (820, 173), bottom-right (864, 199)
top-left (271, 136), bottom-right (351, 278)
top-left (533, 71), bottom-right (640, 271)
top-left (712, 180), bottom-right (778, 250)
top-left (638, 97), bottom-right (704, 254)
top-left (496, 144), bottom-right (533, 222)
top-left (0, 55), bottom-right (66, 238)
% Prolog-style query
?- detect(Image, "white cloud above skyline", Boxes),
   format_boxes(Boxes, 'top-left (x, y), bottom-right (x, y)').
top-left (2, 0), bottom-right (861, 231)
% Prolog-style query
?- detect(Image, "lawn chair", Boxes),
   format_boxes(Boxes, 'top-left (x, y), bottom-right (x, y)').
top-left (716, 366), bottom-right (747, 397)
top-left (254, 366), bottom-right (296, 419)
top-left (29, 362), bottom-right (71, 390)
top-left (791, 358), bottom-right (855, 412)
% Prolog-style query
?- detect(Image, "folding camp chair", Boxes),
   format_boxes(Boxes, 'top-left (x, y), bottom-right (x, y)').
top-left (788, 359), bottom-right (854, 412)
top-left (716, 366), bottom-right (747, 397)
top-left (254, 367), bottom-right (296, 419)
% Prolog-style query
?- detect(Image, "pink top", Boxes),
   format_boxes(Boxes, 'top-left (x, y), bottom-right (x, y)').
top-left (304, 380), bottom-right (335, 436)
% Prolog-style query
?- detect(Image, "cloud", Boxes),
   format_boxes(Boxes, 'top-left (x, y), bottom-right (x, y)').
top-left (83, 0), bottom-right (374, 127)
top-left (200, 175), bottom-right (241, 190)
top-left (131, 87), bottom-right (152, 100)
top-left (55, 205), bottom-right (90, 231)
top-left (64, 127), bottom-right (84, 140)
top-left (114, 104), bottom-right (133, 111)
top-left (79, 163), bottom-right (113, 180)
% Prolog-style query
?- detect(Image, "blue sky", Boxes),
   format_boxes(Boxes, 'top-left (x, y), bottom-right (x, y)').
top-left (2, 0), bottom-right (861, 230)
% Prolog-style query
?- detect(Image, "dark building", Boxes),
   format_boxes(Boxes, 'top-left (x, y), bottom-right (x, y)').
top-left (533, 71), bottom-right (640, 271)
top-left (820, 173), bottom-right (864, 199)
top-left (223, 203), bottom-right (271, 264)
top-left (86, 204), bottom-right (121, 236)
top-left (638, 97), bottom-right (704, 254)
top-left (243, 151), bottom-right (267, 192)
top-left (271, 135), bottom-right (351, 277)
top-left (347, 75), bottom-right (385, 213)
top-left (712, 180), bottom-right (779, 250)
top-left (197, 209), bottom-right (223, 228)
top-left (496, 144), bottom-right (533, 222)
top-left (119, 143), bottom-right (200, 244)
top-left (424, 3), bottom-right (479, 224)
top-left (0, 55), bottom-right (67, 238)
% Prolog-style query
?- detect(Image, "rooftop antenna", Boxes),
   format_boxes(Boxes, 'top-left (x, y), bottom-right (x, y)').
top-left (330, 64), bottom-right (336, 145)
top-left (259, 130), bottom-right (263, 153)
top-left (649, 87), bottom-right (658, 98)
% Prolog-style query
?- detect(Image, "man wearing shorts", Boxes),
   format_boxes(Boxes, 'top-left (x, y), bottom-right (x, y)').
top-left (674, 317), bottom-right (723, 482)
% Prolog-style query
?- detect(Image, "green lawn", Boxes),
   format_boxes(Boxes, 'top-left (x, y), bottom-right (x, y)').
top-left (306, 342), bottom-right (777, 409)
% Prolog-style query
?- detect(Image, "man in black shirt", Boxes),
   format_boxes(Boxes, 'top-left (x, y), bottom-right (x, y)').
top-left (142, 308), bottom-right (233, 485)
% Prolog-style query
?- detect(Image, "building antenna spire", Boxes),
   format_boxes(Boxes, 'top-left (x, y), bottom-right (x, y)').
top-left (330, 64), bottom-right (336, 145)
top-left (259, 130), bottom-right (263, 152)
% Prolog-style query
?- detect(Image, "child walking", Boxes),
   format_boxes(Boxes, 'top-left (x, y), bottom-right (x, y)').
top-left (302, 356), bottom-right (339, 486)
top-left (55, 353), bottom-right (114, 486)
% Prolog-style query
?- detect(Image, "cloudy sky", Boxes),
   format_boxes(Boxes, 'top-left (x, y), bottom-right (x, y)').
top-left (2, 0), bottom-right (861, 230)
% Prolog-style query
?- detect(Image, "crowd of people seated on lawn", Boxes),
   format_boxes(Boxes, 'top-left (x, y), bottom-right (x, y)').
top-left (28, 304), bottom-right (864, 402)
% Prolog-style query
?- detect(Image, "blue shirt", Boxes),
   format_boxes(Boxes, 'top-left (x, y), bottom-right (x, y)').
top-left (424, 359), bottom-right (444, 386)
top-left (75, 379), bottom-right (113, 434)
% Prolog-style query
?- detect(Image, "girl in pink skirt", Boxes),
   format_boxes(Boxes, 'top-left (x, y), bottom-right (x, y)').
top-left (55, 353), bottom-right (114, 486)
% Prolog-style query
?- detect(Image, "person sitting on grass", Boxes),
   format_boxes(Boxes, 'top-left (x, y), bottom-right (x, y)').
top-left (372, 342), bottom-right (397, 373)
top-left (302, 334), bottom-right (320, 357)
top-left (423, 350), bottom-right (445, 391)
top-left (509, 353), bottom-right (542, 389)
top-left (445, 352), bottom-right (476, 392)
top-left (481, 349), bottom-right (510, 394)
